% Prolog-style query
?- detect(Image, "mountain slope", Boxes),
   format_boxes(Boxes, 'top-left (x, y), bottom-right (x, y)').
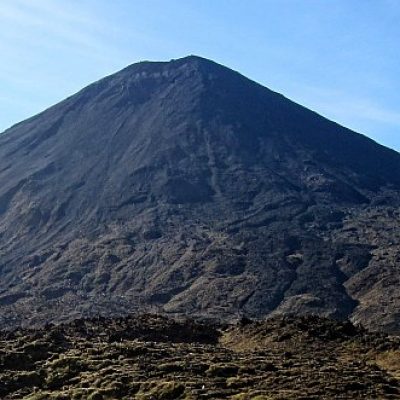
top-left (0, 56), bottom-right (399, 331)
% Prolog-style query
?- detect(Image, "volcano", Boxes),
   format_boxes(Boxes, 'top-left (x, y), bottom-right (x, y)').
top-left (0, 56), bottom-right (399, 332)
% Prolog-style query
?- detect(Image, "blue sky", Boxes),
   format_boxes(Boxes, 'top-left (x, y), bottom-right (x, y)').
top-left (1, 0), bottom-right (399, 151)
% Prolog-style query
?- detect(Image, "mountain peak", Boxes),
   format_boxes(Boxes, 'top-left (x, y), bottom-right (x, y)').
top-left (137, 54), bottom-right (218, 68)
top-left (116, 54), bottom-right (217, 76)
top-left (170, 54), bottom-right (211, 63)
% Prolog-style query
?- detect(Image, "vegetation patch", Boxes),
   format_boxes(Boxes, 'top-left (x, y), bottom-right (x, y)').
top-left (0, 314), bottom-right (398, 400)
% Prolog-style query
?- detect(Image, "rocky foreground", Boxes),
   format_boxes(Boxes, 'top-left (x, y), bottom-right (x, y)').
top-left (0, 314), bottom-right (399, 399)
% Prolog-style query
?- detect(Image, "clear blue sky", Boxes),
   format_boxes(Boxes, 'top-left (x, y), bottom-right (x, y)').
top-left (1, 0), bottom-right (399, 151)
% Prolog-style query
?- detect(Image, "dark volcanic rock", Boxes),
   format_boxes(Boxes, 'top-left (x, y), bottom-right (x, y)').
top-left (0, 314), bottom-right (399, 399)
top-left (0, 55), bottom-right (400, 331)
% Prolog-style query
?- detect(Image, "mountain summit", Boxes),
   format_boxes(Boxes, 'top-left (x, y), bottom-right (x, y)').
top-left (0, 56), bottom-right (399, 331)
